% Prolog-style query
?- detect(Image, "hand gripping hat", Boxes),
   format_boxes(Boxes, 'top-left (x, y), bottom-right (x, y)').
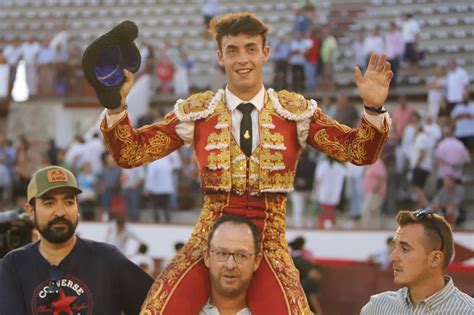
top-left (27, 166), bottom-right (82, 203)
top-left (82, 20), bottom-right (141, 109)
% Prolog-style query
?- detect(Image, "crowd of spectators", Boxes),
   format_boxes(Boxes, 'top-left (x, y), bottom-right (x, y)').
top-left (0, 26), bottom-right (196, 102)
top-left (271, 5), bottom-right (338, 93)
top-left (0, 22), bottom-right (84, 101)
top-left (284, 61), bottom-right (472, 229)
top-left (0, 119), bottom-right (198, 224)
top-left (0, 4), bottom-right (472, 230)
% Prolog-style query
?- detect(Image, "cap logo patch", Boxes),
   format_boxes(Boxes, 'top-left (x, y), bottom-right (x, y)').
top-left (47, 169), bottom-right (68, 182)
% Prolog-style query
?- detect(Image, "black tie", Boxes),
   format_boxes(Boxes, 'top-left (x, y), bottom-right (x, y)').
top-left (237, 103), bottom-right (254, 157)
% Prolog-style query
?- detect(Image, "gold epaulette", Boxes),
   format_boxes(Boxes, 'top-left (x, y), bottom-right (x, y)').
top-left (174, 90), bottom-right (224, 122)
top-left (267, 89), bottom-right (318, 121)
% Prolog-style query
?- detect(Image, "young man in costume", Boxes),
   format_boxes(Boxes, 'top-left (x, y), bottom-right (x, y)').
top-left (86, 13), bottom-right (393, 314)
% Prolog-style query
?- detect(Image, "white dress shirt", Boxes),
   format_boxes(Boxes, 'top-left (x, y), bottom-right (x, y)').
top-left (199, 299), bottom-right (251, 315)
top-left (102, 86), bottom-right (389, 151)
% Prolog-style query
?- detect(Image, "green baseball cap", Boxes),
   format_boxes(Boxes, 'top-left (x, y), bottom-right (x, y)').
top-left (27, 166), bottom-right (82, 202)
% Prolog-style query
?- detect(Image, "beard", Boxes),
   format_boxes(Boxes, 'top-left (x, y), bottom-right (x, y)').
top-left (35, 215), bottom-right (78, 244)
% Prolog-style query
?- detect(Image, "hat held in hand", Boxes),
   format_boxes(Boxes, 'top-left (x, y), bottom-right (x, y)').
top-left (82, 20), bottom-right (141, 109)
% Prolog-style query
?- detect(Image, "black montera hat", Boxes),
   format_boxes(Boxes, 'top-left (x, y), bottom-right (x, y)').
top-left (82, 20), bottom-right (141, 109)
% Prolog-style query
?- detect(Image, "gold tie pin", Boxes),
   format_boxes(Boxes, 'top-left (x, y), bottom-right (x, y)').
top-left (244, 130), bottom-right (250, 139)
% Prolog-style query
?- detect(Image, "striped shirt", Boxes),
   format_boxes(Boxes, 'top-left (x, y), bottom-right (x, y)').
top-left (361, 276), bottom-right (474, 315)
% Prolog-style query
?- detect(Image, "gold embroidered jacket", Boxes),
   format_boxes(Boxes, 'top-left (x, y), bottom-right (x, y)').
top-left (101, 89), bottom-right (388, 195)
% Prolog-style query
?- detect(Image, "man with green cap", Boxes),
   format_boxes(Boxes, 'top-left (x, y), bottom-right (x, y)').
top-left (0, 165), bottom-right (153, 315)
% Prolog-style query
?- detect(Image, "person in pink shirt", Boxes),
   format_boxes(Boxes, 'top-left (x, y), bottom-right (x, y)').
top-left (384, 22), bottom-right (404, 87)
top-left (435, 126), bottom-right (471, 187)
top-left (361, 158), bottom-right (387, 228)
top-left (392, 96), bottom-right (414, 141)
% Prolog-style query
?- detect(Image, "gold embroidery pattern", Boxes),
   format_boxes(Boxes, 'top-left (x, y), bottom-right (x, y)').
top-left (229, 139), bottom-right (247, 193)
top-left (206, 131), bottom-right (230, 149)
top-left (262, 194), bottom-right (311, 314)
top-left (260, 109), bottom-right (275, 128)
top-left (200, 92), bottom-right (298, 194)
top-left (207, 151), bottom-right (231, 170)
top-left (214, 107), bottom-right (230, 127)
top-left (256, 100), bottom-right (296, 193)
top-left (262, 128), bottom-right (285, 148)
top-left (141, 194), bottom-right (227, 313)
top-left (115, 124), bottom-right (171, 167)
top-left (201, 171), bottom-right (232, 191)
top-left (260, 149), bottom-right (285, 170)
top-left (277, 90), bottom-right (309, 115)
top-left (315, 109), bottom-right (353, 133)
top-left (314, 122), bottom-right (374, 164)
top-left (201, 101), bottom-right (232, 191)
top-left (178, 91), bottom-right (215, 115)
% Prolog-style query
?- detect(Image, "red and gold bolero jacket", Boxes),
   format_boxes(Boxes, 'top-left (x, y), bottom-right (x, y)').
top-left (101, 89), bottom-right (389, 194)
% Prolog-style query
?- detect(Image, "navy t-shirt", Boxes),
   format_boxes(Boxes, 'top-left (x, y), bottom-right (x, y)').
top-left (0, 237), bottom-right (154, 315)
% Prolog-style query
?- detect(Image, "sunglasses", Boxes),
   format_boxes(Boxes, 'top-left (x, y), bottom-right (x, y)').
top-left (45, 265), bottom-right (63, 304)
top-left (414, 208), bottom-right (445, 252)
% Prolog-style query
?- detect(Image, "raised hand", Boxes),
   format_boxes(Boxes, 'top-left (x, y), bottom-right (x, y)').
top-left (108, 69), bottom-right (134, 115)
top-left (354, 53), bottom-right (393, 108)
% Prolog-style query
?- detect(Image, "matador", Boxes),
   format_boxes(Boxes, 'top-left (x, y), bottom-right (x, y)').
top-left (91, 12), bottom-right (393, 315)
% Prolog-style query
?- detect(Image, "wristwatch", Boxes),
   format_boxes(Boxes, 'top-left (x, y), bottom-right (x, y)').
top-left (364, 105), bottom-right (387, 114)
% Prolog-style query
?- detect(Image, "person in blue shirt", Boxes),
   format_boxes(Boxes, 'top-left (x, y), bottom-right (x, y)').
top-left (0, 165), bottom-right (153, 315)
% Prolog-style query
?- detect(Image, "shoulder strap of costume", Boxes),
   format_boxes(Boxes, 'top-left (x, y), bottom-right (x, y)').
top-left (268, 88), bottom-right (318, 121)
top-left (174, 89), bottom-right (224, 122)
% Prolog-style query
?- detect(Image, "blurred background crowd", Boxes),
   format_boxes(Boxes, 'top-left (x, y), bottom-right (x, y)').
top-left (1, 0), bottom-right (473, 230)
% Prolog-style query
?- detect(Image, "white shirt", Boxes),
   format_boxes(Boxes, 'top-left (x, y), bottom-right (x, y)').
top-left (402, 19), bottom-right (420, 43)
top-left (200, 299), bottom-right (251, 315)
top-left (21, 41), bottom-right (41, 64)
top-left (410, 131), bottom-right (433, 171)
top-left (49, 30), bottom-right (69, 58)
top-left (3, 45), bottom-right (23, 65)
top-left (144, 152), bottom-right (178, 194)
top-left (64, 141), bottom-right (85, 169)
top-left (315, 159), bottom-right (346, 205)
top-left (424, 122), bottom-right (442, 147)
top-left (289, 38), bottom-right (312, 65)
top-left (82, 137), bottom-right (105, 175)
top-left (353, 40), bottom-right (366, 67)
top-left (451, 102), bottom-right (474, 138)
top-left (198, 0), bottom-right (218, 17)
top-left (446, 67), bottom-right (469, 103)
top-left (122, 166), bottom-right (145, 189)
top-left (103, 86), bottom-right (389, 152)
top-left (363, 35), bottom-right (385, 56)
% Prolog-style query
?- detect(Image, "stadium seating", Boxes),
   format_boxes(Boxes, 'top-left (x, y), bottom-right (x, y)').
top-left (0, 0), bottom-right (472, 91)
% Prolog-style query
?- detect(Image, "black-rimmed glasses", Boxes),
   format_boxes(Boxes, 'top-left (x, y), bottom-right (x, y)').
top-left (414, 208), bottom-right (445, 252)
top-left (45, 265), bottom-right (63, 304)
top-left (210, 249), bottom-right (258, 264)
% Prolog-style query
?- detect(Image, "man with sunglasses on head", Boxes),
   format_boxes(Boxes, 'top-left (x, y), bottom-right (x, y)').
top-left (361, 209), bottom-right (474, 314)
top-left (201, 215), bottom-right (263, 315)
top-left (0, 166), bottom-right (153, 315)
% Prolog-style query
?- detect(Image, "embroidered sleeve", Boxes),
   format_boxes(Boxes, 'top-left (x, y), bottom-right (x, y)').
top-left (307, 108), bottom-right (389, 165)
top-left (100, 112), bottom-right (184, 168)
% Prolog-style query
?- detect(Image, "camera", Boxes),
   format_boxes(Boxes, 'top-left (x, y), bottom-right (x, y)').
top-left (0, 209), bottom-right (34, 259)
